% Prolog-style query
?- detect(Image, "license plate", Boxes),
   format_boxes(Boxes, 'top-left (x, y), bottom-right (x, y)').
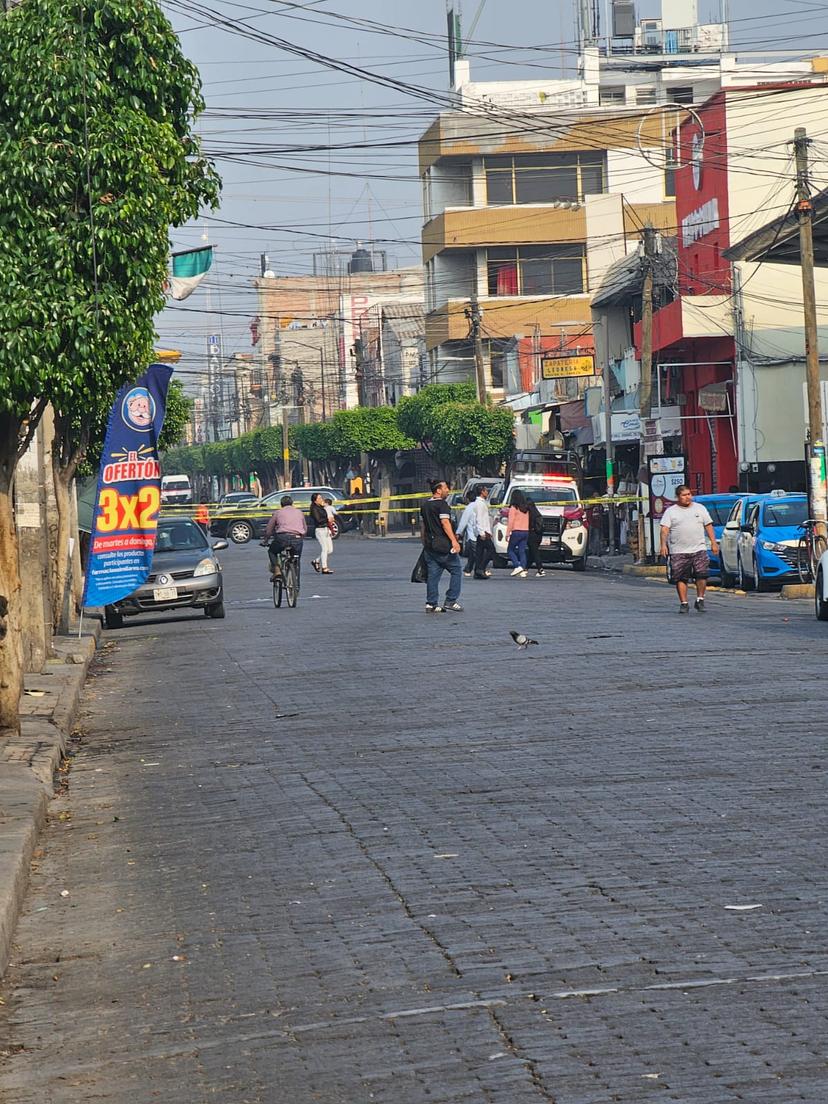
top-left (153, 586), bottom-right (178, 601)
top-left (541, 536), bottom-right (555, 547)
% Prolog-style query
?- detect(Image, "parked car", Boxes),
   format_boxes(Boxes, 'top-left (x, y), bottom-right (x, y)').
top-left (160, 473), bottom-right (192, 505)
top-left (718, 494), bottom-right (768, 587)
top-left (459, 477), bottom-right (501, 502)
top-left (103, 517), bottom-right (227, 628)
top-left (210, 486), bottom-right (353, 543)
top-left (732, 491), bottom-right (807, 591)
top-left (218, 491), bottom-right (258, 506)
top-left (491, 475), bottom-right (588, 571)
top-left (693, 493), bottom-right (741, 578)
top-left (814, 544), bottom-right (828, 620)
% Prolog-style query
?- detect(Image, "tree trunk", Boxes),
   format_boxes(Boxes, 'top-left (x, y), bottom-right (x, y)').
top-left (51, 416), bottom-right (85, 634)
top-left (69, 480), bottom-right (84, 614)
top-left (0, 417), bottom-right (23, 736)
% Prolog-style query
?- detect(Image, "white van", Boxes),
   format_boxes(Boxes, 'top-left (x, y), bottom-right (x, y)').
top-left (161, 474), bottom-right (192, 505)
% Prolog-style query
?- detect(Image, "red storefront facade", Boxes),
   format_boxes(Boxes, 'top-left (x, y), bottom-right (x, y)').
top-left (636, 91), bottom-right (739, 494)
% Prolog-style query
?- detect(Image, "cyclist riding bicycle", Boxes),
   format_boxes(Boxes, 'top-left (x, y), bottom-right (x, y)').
top-left (261, 495), bottom-right (307, 579)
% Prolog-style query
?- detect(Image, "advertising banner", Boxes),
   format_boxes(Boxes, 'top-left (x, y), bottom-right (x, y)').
top-left (540, 354), bottom-right (595, 380)
top-left (82, 364), bottom-right (173, 609)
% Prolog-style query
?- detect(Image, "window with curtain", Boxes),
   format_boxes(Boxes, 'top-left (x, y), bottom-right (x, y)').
top-left (484, 152), bottom-right (606, 205)
top-left (487, 245), bottom-right (586, 296)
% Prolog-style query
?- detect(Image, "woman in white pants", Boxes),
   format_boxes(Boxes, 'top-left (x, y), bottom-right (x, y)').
top-left (310, 492), bottom-right (334, 574)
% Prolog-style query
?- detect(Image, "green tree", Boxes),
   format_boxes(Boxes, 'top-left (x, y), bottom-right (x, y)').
top-left (396, 382), bottom-right (477, 445)
top-left (290, 422), bottom-right (335, 463)
top-left (0, 0), bottom-right (218, 730)
top-left (429, 403), bottom-right (515, 473)
top-left (327, 407), bottom-right (415, 458)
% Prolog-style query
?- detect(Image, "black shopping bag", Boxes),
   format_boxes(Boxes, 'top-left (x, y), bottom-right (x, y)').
top-left (411, 550), bottom-right (428, 583)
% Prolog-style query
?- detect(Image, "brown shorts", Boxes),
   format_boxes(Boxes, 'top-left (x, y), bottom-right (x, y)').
top-left (669, 550), bottom-right (710, 582)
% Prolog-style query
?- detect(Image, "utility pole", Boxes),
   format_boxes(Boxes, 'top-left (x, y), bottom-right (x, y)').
top-left (602, 354), bottom-right (617, 554)
top-left (320, 349), bottom-right (327, 421)
top-left (794, 127), bottom-right (828, 534)
top-left (281, 406), bottom-right (290, 489)
top-left (466, 297), bottom-right (487, 403)
top-left (637, 225), bottom-right (658, 561)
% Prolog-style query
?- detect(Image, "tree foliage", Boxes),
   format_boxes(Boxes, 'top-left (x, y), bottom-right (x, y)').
top-left (428, 402), bottom-right (515, 471)
top-left (395, 382), bottom-right (477, 444)
top-left (0, 0), bottom-right (220, 423)
top-left (326, 407), bottom-right (414, 457)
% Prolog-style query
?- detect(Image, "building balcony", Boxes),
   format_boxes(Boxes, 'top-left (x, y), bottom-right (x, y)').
top-left (637, 295), bottom-right (733, 353)
top-left (423, 205), bottom-right (587, 264)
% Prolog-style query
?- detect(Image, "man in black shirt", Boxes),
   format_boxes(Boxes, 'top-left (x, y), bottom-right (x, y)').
top-left (420, 479), bottom-right (463, 613)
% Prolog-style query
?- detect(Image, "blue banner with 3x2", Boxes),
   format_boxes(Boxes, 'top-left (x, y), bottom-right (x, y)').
top-left (82, 364), bottom-right (173, 609)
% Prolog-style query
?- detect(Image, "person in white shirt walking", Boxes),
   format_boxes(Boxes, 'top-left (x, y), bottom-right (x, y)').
top-left (456, 493), bottom-right (480, 576)
top-left (471, 485), bottom-right (494, 579)
top-left (659, 485), bottom-right (718, 614)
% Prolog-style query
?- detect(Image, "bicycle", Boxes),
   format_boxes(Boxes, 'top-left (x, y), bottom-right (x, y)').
top-left (796, 518), bottom-right (828, 583)
top-left (262, 541), bottom-right (300, 608)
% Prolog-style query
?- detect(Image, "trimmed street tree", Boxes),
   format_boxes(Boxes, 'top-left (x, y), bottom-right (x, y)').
top-left (395, 382), bottom-right (477, 447)
top-left (0, 0), bottom-right (219, 732)
top-left (428, 402), bottom-right (515, 473)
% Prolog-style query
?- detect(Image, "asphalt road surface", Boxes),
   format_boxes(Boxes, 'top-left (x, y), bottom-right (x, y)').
top-left (1, 537), bottom-right (827, 1103)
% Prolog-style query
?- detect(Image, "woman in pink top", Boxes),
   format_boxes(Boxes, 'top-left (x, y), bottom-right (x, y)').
top-left (506, 490), bottom-right (530, 577)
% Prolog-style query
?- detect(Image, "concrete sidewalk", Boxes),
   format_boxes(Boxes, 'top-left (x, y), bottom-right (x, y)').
top-left (0, 626), bottom-right (99, 977)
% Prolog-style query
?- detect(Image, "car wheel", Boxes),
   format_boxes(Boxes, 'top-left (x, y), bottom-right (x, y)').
top-left (737, 554), bottom-right (752, 590)
top-left (816, 570), bottom-right (828, 620)
top-left (229, 521), bottom-right (253, 544)
top-left (206, 599), bottom-right (225, 619)
top-left (753, 556), bottom-right (771, 592)
top-left (572, 555), bottom-right (587, 572)
top-left (104, 605), bottom-right (123, 629)
top-left (330, 520), bottom-right (340, 540)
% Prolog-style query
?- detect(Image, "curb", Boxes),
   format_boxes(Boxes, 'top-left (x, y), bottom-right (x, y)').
top-left (780, 583), bottom-right (815, 599)
top-left (0, 622), bottom-right (101, 978)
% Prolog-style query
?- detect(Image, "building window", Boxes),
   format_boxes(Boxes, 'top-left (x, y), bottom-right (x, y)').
top-left (635, 87), bottom-right (656, 105)
top-left (486, 245), bottom-right (586, 297)
top-left (670, 85), bottom-right (694, 105)
top-left (664, 145), bottom-right (678, 198)
top-left (599, 86), bottom-right (626, 105)
top-left (484, 152), bottom-right (606, 206)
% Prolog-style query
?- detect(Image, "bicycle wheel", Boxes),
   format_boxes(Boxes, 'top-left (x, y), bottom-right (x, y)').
top-left (285, 559), bottom-right (299, 607)
top-left (797, 535), bottom-right (812, 583)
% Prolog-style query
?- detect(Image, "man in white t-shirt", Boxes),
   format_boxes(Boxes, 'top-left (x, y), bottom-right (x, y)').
top-left (659, 485), bottom-right (718, 614)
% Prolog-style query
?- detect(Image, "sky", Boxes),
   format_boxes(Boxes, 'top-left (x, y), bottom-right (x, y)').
top-left (156, 0), bottom-right (828, 383)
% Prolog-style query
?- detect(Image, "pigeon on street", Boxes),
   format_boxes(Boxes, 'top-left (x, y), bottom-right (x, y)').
top-left (509, 630), bottom-right (538, 649)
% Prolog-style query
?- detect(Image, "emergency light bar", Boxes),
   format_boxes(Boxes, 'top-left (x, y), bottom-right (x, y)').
top-left (514, 473), bottom-right (576, 485)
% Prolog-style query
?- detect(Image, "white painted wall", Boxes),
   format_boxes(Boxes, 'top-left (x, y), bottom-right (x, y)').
top-left (585, 195), bottom-right (628, 291)
top-left (606, 148), bottom-right (665, 203)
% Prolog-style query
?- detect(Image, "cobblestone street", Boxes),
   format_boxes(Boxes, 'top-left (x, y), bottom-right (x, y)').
top-left (1, 537), bottom-right (827, 1103)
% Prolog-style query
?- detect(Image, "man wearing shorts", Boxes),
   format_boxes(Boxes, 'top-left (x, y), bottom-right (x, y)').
top-left (659, 485), bottom-right (718, 614)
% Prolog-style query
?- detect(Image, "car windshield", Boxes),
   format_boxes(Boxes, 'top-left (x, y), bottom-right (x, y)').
top-left (702, 500), bottom-right (738, 525)
top-left (763, 499), bottom-right (808, 527)
top-left (224, 493), bottom-right (255, 502)
top-left (163, 478), bottom-right (189, 487)
top-left (154, 520), bottom-right (208, 552)
top-left (513, 486), bottom-right (577, 505)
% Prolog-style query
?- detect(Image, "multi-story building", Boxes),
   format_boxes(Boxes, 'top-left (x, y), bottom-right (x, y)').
top-left (644, 81), bottom-right (828, 494)
top-left (254, 253), bottom-right (424, 419)
top-left (421, 0), bottom-right (828, 404)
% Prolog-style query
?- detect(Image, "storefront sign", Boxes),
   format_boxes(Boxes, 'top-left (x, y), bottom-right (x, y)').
top-left (648, 454), bottom-right (687, 519)
top-left (82, 364), bottom-right (173, 609)
top-left (541, 354), bottom-right (595, 380)
top-left (681, 197), bottom-right (720, 248)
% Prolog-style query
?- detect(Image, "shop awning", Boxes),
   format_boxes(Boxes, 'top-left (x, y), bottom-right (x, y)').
top-left (724, 186), bottom-right (828, 266)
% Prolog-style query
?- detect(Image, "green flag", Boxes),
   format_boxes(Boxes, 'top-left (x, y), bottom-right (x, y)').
top-left (170, 246), bottom-right (212, 301)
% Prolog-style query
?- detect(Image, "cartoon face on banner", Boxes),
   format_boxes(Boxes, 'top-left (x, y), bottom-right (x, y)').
top-left (122, 387), bottom-right (156, 431)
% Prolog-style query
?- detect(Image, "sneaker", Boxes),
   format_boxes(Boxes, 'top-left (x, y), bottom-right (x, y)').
top-left (473, 573), bottom-right (489, 580)
top-left (679, 603), bottom-right (690, 614)
top-left (425, 604), bottom-right (445, 614)
top-left (311, 559), bottom-right (321, 573)
top-left (463, 570), bottom-right (473, 578)
top-left (694, 598), bottom-right (706, 613)
top-left (443, 601), bottom-right (464, 612)
top-left (510, 567), bottom-right (523, 576)
top-left (536, 570), bottom-right (546, 577)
